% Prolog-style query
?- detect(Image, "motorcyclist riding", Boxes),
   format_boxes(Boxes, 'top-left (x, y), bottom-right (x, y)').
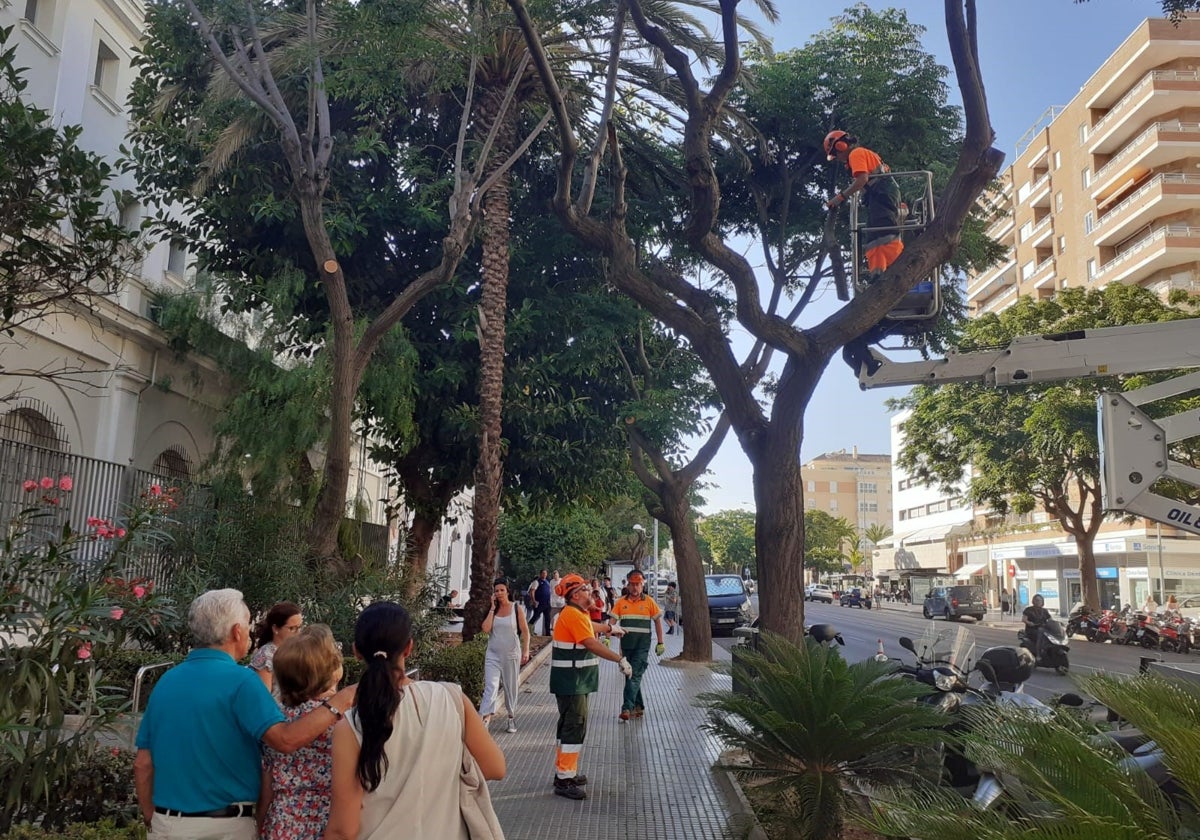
top-left (1022, 595), bottom-right (1050, 655)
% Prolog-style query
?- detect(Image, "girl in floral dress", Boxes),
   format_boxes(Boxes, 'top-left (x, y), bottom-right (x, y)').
top-left (259, 625), bottom-right (344, 840)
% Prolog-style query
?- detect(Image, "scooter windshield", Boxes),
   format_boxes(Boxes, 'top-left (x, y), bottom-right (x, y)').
top-left (912, 623), bottom-right (976, 674)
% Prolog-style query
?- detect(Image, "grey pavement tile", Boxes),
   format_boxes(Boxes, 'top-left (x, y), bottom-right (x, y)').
top-left (486, 633), bottom-right (743, 839)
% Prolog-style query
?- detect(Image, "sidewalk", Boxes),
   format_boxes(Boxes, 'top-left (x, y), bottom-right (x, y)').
top-left (485, 632), bottom-right (750, 840)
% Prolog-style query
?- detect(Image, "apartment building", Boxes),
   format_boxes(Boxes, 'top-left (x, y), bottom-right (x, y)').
top-left (802, 447), bottom-right (892, 541)
top-left (0, 2), bottom-right (472, 578)
top-left (946, 17), bottom-right (1200, 612)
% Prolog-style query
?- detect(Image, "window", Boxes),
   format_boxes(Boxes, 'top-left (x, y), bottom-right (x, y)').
top-left (899, 510), bottom-right (909, 521)
top-left (1053, 151), bottom-right (1061, 170)
top-left (1021, 259), bottom-right (1036, 280)
top-left (858, 482), bottom-right (877, 494)
top-left (1019, 221), bottom-right (1033, 241)
top-left (1081, 167), bottom-right (1091, 189)
top-left (93, 40), bottom-right (119, 100)
top-left (1087, 258), bottom-right (1097, 280)
top-left (1055, 191), bottom-right (1063, 212)
top-left (807, 480), bottom-right (815, 492)
top-left (1057, 235), bottom-right (1066, 253)
top-left (858, 501), bottom-right (878, 512)
top-left (119, 199), bottom-right (141, 232)
top-left (829, 481), bottom-right (838, 494)
top-left (167, 240), bottom-right (188, 276)
top-left (829, 499), bottom-right (838, 511)
top-left (1084, 212), bottom-right (1094, 235)
top-left (807, 498), bottom-right (816, 508)
top-left (1079, 123), bottom-right (1088, 144)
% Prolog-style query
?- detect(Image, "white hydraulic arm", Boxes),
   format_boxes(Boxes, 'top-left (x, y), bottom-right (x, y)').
top-left (853, 318), bottom-right (1200, 536)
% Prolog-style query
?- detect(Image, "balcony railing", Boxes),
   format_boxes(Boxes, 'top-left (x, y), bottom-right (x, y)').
top-left (1096, 224), bottom-right (1200, 278)
top-left (1091, 70), bottom-right (1200, 137)
top-left (1095, 172), bottom-right (1200, 230)
top-left (1093, 121), bottom-right (1200, 184)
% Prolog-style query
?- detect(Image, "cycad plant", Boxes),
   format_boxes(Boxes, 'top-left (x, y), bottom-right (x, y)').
top-left (700, 632), bottom-right (948, 840)
top-left (863, 672), bottom-right (1200, 839)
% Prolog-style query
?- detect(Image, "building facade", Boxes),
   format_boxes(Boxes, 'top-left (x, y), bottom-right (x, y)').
top-left (916, 16), bottom-right (1200, 613)
top-left (0, 2), bottom-right (470, 587)
top-left (802, 447), bottom-right (893, 559)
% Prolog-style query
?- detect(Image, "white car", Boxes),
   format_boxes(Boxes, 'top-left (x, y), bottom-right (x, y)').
top-left (805, 583), bottom-right (834, 603)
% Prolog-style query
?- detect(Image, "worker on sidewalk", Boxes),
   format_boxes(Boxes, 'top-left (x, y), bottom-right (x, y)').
top-left (823, 129), bottom-right (905, 275)
top-left (611, 570), bottom-right (666, 722)
top-left (550, 573), bottom-right (632, 800)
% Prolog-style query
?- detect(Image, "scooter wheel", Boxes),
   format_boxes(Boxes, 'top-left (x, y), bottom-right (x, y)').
top-left (1085, 628), bottom-right (1098, 642)
top-left (1056, 664), bottom-right (1069, 675)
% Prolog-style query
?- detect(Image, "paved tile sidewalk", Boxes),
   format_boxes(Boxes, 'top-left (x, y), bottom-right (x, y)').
top-left (486, 633), bottom-right (748, 840)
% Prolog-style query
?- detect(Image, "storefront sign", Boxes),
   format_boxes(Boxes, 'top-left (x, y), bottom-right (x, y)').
top-left (1098, 567), bottom-right (1118, 579)
top-left (1127, 567), bottom-right (1148, 579)
top-left (1096, 540), bottom-right (1126, 553)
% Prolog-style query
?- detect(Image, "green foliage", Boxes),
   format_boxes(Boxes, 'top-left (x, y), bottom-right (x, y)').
top-left (697, 510), bottom-right (756, 574)
top-left (416, 636), bottom-right (489, 708)
top-left (700, 633), bottom-right (946, 840)
top-left (0, 819), bottom-right (143, 840)
top-left (0, 485), bottom-right (176, 831)
top-left (0, 26), bottom-right (140, 337)
top-left (804, 510), bottom-right (857, 577)
top-left (98, 650), bottom-right (185, 707)
top-left (497, 506), bottom-right (610, 584)
top-left (865, 672), bottom-right (1200, 839)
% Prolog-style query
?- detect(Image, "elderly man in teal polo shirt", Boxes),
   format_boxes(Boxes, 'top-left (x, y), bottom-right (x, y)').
top-left (133, 589), bottom-right (356, 839)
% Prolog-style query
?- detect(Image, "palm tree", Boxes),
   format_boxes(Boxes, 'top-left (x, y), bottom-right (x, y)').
top-left (700, 632), bottom-right (947, 840)
top-left (863, 671), bottom-right (1200, 839)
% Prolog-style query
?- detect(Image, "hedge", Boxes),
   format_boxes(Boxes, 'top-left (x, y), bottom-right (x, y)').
top-left (416, 636), bottom-right (489, 707)
top-left (0, 821), bottom-right (144, 840)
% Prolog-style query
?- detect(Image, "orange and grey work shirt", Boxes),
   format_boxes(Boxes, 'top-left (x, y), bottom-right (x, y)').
top-left (550, 604), bottom-right (599, 696)
top-left (612, 595), bottom-right (662, 654)
top-left (846, 146), bottom-right (901, 248)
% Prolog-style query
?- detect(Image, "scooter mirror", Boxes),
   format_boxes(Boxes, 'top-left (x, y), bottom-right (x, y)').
top-left (1058, 693), bottom-right (1085, 707)
top-left (975, 657), bottom-right (997, 686)
top-left (898, 636), bottom-right (917, 654)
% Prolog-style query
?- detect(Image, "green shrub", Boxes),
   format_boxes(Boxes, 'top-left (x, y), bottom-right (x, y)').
top-left (0, 748), bottom-right (138, 833)
top-left (0, 820), bottom-right (144, 840)
top-left (99, 650), bottom-right (184, 706)
top-left (416, 636), bottom-right (489, 707)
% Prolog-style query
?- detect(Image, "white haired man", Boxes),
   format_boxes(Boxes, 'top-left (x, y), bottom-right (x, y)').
top-left (133, 589), bottom-right (357, 839)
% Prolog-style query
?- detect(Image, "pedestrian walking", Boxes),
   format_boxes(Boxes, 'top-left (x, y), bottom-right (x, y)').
top-left (260, 625), bottom-right (344, 840)
top-left (250, 601), bottom-right (304, 696)
top-left (549, 570), bottom-right (565, 629)
top-left (549, 574), bottom-right (631, 800)
top-left (611, 570), bottom-right (665, 722)
top-left (323, 602), bottom-right (505, 840)
top-left (480, 578), bottom-right (530, 733)
top-left (1000, 588), bottom-right (1011, 618)
top-left (133, 589), bottom-right (356, 840)
top-left (529, 569), bottom-right (553, 636)
top-left (662, 582), bottom-right (680, 634)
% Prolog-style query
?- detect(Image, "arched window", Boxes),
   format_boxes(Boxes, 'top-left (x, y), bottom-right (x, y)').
top-left (0, 402), bottom-right (65, 451)
top-left (151, 446), bottom-right (191, 480)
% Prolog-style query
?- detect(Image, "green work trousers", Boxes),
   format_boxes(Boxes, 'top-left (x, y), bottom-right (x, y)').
top-left (555, 692), bottom-right (589, 745)
top-left (621, 645), bottom-right (650, 712)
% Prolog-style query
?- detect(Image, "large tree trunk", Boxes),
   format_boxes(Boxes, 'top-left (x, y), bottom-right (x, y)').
top-left (659, 485), bottom-right (712, 662)
top-left (464, 90), bottom-right (515, 642)
top-left (406, 513), bottom-right (440, 570)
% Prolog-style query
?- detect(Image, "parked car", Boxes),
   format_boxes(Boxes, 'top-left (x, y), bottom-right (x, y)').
top-left (923, 585), bottom-right (986, 622)
top-left (805, 583), bottom-right (834, 603)
top-left (706, 574), bottom-right (755, 635)
top-left (839, 587), bottom-right (872, 609)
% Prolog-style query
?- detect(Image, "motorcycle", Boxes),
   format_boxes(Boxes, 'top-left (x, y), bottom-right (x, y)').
top-left (1018, 617), bottom-right (1070, 674)
top-left (1065, 603), bottom-right (1095, 640)
top-left (1156, 612), bottom-right (1191, 654)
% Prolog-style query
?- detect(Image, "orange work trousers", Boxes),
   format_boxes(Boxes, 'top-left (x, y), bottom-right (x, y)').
top-left (866, 239), bottom-right (904, 273)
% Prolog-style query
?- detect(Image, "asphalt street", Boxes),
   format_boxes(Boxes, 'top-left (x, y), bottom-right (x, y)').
top-left (713, 599), bottom-right (1200, 700)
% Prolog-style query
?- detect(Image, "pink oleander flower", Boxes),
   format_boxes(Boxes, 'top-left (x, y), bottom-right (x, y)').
top-left (39, 476), bottom-right (54, 490)
top-left (116, 528), bottom-right (126, 538)
top-left (149, 485), bottom-right (162, 497)
top-left (133, 585), bottom-right (146, 599)
top-left (110, 608), bottom-right (125, 620)
top-left (77, 642), bottom-right (92, 661)
top-left (87, 516), bottom-right (105, 527)
top-left (58, 476), bottom-right (73, 492)
top-left (22, 479), bottom-right (37, 493)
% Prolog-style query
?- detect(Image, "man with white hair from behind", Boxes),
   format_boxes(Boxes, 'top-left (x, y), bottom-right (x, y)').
top-left (134, 589), bottom-right (357, 839)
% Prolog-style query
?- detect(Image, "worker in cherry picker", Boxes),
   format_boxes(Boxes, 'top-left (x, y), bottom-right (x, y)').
top-left (823, 129), bottom-right (905, 276)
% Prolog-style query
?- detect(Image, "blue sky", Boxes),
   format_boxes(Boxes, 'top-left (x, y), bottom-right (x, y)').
top-left (698, 0), bottom-right (1166, 513)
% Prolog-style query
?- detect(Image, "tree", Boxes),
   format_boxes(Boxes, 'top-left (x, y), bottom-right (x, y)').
top-left (697, 509), bottom-right (756, 574)
top-left (509, 0), bottom-right (1004, 641)
top-left (804, 510), bottom-right (857, 579)
top-left (0, 26), bottom-right (140, 383)
top-left (893, 284), bottom-right (1196, 610)
top-left (130, 0), bottom-right (530, 560)
top-left (497, 505), bottom-right (609, 586)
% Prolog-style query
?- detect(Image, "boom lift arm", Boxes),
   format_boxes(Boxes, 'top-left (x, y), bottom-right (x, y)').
top-left (852, 319), bottom-right (1200, 536)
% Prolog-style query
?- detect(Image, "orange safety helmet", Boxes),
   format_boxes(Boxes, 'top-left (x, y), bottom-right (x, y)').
top-left (824, 129), bottom-right (856, 160)
top-left (555, 573), bottom-right (588, 599)
top-left (627, 570), bottom-right (645, 583)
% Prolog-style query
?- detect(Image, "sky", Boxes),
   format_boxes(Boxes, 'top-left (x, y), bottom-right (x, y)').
top-left (696, 0), bottom-right (1168, 514)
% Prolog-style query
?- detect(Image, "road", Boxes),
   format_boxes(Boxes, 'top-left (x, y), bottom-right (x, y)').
top-left (714, 600), bottom-right (1200, 700)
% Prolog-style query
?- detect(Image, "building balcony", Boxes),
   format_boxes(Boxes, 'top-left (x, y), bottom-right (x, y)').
top-left (1085, 22), bottom-right (1200, 110)
top-left (966, 257), bottom-right (1015, 300)
top-left (1092, 121), bottom-right (1200, 202)
top-left (1028, 257), bottom-right (1056, 290)
top-left (1025, 215), bottom-right (1053, 248)
top-left (1094, 224), bottom-right (1200, 286)
top-left (986, 213), bottom-right (1015, 242)
top-left (1027, 173), bottom-right (1052, 208)
top-left (1088, 70), bottom-right (1200, 155)
top-left (1093, 172), bottom-right (1200, 246)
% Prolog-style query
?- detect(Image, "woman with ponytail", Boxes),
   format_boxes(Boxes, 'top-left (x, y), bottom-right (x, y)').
top-left (323, 602), bottom-right (506, 840)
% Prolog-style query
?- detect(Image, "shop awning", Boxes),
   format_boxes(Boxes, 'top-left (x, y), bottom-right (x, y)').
top-left (954, 560), bottom-right (988, 580)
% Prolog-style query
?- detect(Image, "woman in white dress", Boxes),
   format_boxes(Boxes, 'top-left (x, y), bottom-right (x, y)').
top-left (480, 578), bottom-right (531, 732)
top-left (323, 602), bottom-right (505, 840)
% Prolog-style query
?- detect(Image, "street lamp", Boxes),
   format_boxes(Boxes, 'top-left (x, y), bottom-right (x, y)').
top-left (632, 524), bottom-right (646, 570)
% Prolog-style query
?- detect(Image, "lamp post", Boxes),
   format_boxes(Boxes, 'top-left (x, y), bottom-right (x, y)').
top-left (1157, 522), bottom-right (1166, 603)
top-left (632, 523), bottom-right (647, 571)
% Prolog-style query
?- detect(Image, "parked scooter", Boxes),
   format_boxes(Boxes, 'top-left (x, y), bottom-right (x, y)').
top-left (1065, 603), bottom-right (1095, 640)
top-left (1018, 617), bottom-right (1070, 674)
